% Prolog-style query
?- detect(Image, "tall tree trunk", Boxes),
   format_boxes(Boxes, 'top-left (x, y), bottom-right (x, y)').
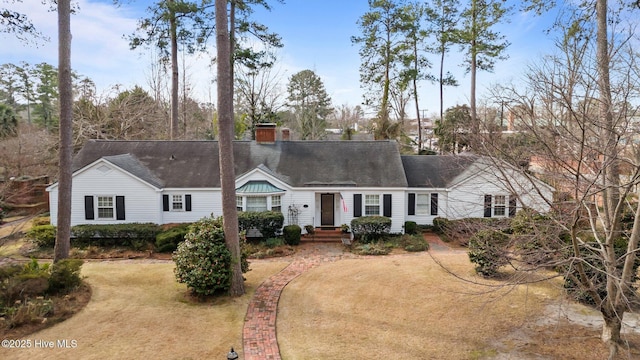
top-left (439, 43), bottom-right (445, 125)
top-left (215, 0), bottom-right (244, 296)
top-left (469, 0), bottom-right (478, 146)
top-left (229, 0), bottom-right (236, 140)
top-left (54, 0), bottom-right (72, 263)
top-left (412, 40), bottom-right (422, 152)
top-left (596, 0), bottom-right (622, 354)
top-left (170, 0), bottom-right (179, 140)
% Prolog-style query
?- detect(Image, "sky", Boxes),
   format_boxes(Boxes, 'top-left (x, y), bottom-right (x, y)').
top-left (1, 0), bottom-right (558, 118)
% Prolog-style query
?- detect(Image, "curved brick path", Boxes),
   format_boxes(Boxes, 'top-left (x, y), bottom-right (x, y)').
top-left (242, 244), bottom-right (358, 359)
top-left (241, 234), bottom-right (455, 359)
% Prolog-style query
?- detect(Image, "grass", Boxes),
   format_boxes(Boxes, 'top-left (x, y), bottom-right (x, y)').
top-left (0, 260), bottom-right (289, 360)
top-left (1, 238), bottom-right (639, 359)
top-left (278, 252), bottom-right (640, 359)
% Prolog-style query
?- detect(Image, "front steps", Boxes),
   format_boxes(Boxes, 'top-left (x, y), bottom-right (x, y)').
top-left (302, 228), bottom-right (348, 243)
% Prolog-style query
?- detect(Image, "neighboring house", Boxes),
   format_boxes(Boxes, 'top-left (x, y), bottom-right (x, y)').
top-left (47, 127), bottom-right (553, 233)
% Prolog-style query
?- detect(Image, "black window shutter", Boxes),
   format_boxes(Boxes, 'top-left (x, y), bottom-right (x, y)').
top-left (163, 195), bottom-right (169, 211)
top-left (185, 194), bottom-right (192, 212)
top-left (431, 193), bottom-right (438, 216)
top-left (408, 193), bottom-right (416, 215)
top-left (383, 194), bottom-right (392, 217)
top-left (84, 196), bottom-right (94, 220)
top-left (353, 194), bottom-right (362, 217)
top-left (116, 196), bottom-right (126, 220)
top-left (484, 195), bottom-right (492, 218)
top-left (509, 195), bottom-right (517, 217)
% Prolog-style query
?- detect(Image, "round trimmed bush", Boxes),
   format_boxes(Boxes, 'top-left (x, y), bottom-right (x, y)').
top-left (282, 225), bottom-right (301, 245)
top-left (404, 221), bottom-right (418, 235)
top-left (173, 216), bottom-right (248, 296)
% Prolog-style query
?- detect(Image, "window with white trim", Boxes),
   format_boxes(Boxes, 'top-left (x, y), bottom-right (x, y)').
top-left (236, 195), bottom-right (283, 213)
top-left (97, 196), bottom-right (114, 219)
top-left (271, 195), bottom-right (281, 212)
top-left (365, 194), bottom-right (380, 216)
top-left (246, 196), bottom-right (268, 212)
top-left (236, 196), bottom-right (243, 211)
top-left (494, 195), bottom-right (506, 216)
top-left (172, 195), bottom-right (183, 211)
top-left (416, 194), bottom-right (430, 215)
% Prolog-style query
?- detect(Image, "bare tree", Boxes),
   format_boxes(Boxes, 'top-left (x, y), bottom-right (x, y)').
top-left (234, 55), bottom-right (284, 139)
top-left (480, 4), bottom-right (640, 355)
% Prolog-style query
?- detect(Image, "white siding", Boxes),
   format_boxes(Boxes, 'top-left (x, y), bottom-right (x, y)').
top-left (160, 190), bottom-right (222, 224)
top-left (341, 189), bottom-right (406, 233)
top-left (445, 164), bottom-right (552, 220)
top-left (51, 163), bottom-right (159, 226)
top-left (405, 190), bottom-right (446, 226)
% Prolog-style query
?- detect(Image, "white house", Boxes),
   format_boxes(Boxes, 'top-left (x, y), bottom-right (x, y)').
top-left (47, 127), bottom-right (553, 233)
top-left (402, 155), bottom-right (553, 226)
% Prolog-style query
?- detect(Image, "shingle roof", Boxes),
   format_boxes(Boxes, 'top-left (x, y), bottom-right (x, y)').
top-left (72, 140), bottom-right (408, 188)
top-left (102, 154), bottom-right (164, 188)
top-left (401, 154), bottom-right (478, 188)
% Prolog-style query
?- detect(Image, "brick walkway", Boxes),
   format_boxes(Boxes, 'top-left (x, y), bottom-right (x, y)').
top-left (242, 243), bottom-right (357, 359)
top-left (242, 235), bottom-right (454, 359)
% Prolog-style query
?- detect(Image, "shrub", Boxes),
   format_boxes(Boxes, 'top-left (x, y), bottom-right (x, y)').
top-left (263, 237), bottom-right (284, 248)
top-left (3, 297), bottom-right (54, 328)
top-left (404, 221), bottom-right (418, 235)
top-left (31, 217), bottom-right (51, 226)
top-left (71, 223), bottom-right (160, 248)
top-left (304, 225), bottom-right (315, 235)
top-left (468, 230), bottom-right (510, 277)
top-left (173, 216), bottom-right (249, 296)
top-left (351, 216), bottom-right (391, 243)
top-left (156, 224), bottom-right (191, 252)
top-left (48, 259), bottom-right (83, 294)
top-left (282, 225), bottom-right (301, 245)
top-left (238, 211), bottom-right (284, 239)
top-left (399, 233), bottom-right (429, 252)
top-left (2, 259), bottom-right (51, 303)
top-left (561, 237), bottom-right (640, 306)
top-left (510, 209), bottom-right (567, 266)
top-left (26, 225), bottom-right (57, 248)
top-left (353, 242), bottom-right (391, 256)
top-left (431, 217), bottom-right (451, 235)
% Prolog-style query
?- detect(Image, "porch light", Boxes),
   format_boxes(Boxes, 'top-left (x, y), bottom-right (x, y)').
top-left (227, 347), bottom-right (239, 360)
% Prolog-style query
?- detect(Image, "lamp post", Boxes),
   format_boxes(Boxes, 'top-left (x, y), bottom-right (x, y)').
top-left (227, 347), bottom-right (239, 360)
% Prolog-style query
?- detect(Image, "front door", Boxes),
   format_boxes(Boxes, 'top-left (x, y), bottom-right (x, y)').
top-left (321, 193), bottom-right (334, 226)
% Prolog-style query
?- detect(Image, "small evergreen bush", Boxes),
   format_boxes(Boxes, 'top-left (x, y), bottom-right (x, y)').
top-left (431, 217), bottom-right (451, 235)
top-left (399, 233), bottom-right (429, 252)
top-left (468, 229), bottom-right (510, 277)
top-left (173, 216), bottom-right (249, 296)
top-left (351, 216), bottom-right (391, 243)
top-left (404, 221), bottom-right (418, 235)
top-left (26, 225), bottom-right (57, 248)
top-left (263, 237), bottom-right (284, 248)
top-left (282, 225), bottom-right (301, 245)
top-left (48, 259), bottom-right (83, 294)
top-left (156, 224), bottom-right (191, 252)
top-left (238, 211), bottom-right (284, 239)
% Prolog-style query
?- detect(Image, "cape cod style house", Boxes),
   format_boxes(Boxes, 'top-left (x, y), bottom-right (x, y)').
top-left (47, 127), bottom-right (553, 233)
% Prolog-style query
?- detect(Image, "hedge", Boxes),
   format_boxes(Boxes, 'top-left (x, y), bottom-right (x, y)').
top-left (238, 211), bottom-right (284, 239)
top-left (351, 216), bottom-right (391, 243)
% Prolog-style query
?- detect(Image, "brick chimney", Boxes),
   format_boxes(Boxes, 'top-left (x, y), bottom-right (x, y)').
top-left (255, 123), bottom-right (276, 143)
top-left (281, 128), bottom-right (290, 141)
